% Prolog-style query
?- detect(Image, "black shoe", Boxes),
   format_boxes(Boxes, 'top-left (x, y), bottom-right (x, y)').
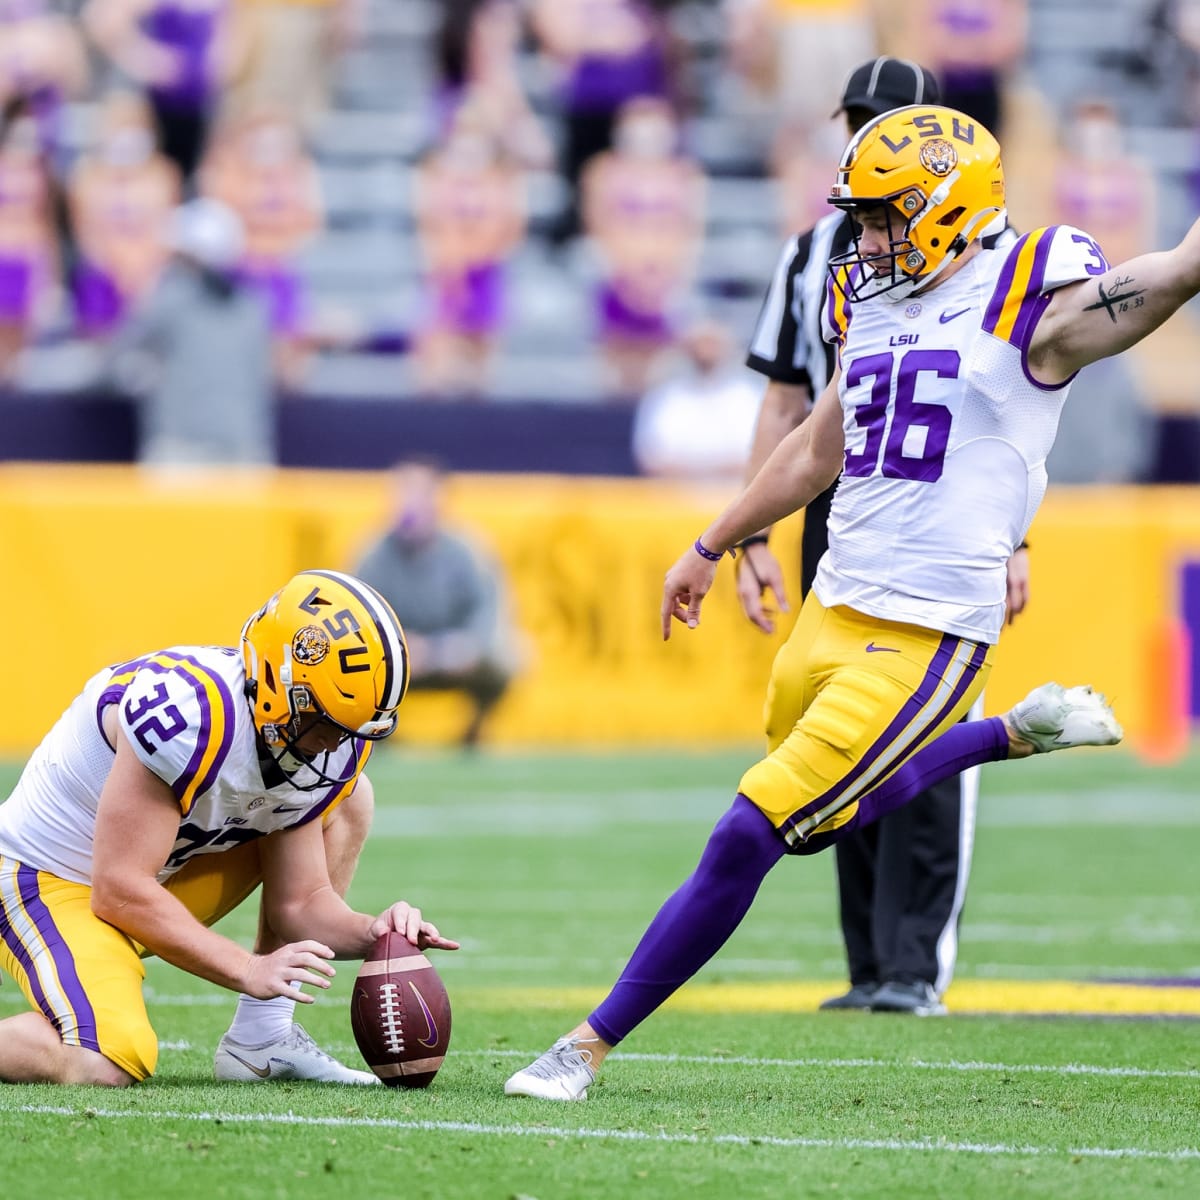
top-left (869, 980), bottom-right (947, 1016)
top-left (818, 983), bottom-right (879, 1011)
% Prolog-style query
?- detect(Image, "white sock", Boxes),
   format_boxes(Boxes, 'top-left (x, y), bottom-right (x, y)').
top-left (225, 993), bottom-right (296, 1046)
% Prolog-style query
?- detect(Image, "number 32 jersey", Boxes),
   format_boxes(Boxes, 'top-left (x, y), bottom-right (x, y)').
top-left (816, 224), bottom-right (1111, 645)
top-left (0, 645), bottom-right (371, 885)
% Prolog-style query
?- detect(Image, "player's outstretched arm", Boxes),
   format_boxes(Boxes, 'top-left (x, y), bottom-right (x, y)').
top-left (1030, 217), bottom-right (1200, 383)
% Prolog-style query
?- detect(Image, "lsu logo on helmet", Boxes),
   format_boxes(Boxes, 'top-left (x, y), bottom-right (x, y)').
top-left (828, 105), bottom-right (1006, 302)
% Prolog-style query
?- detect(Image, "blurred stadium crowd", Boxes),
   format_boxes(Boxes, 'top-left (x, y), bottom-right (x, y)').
top-left (2, 0), bottom-right (1200, 480)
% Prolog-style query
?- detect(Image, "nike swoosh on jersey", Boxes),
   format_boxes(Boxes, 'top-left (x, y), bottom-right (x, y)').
top-left (224, 1049), bottom-right (273, 1078)
top-left (865, 642), bottom-right (901, 653)
top-left (272, 803), bottom-right (307, 814)
top-left (938, 307), bottom-right (971, 324)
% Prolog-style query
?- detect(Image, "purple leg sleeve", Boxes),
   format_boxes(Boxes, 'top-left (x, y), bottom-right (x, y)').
top-left (589, 794), bottom-right (785, 1046)
top-left (859, 716), bottom-right (1008, 826)
top-left (789, 716), bottom-right (1010, 856)
top-left (589, 719), bottom-right (1009, 1041)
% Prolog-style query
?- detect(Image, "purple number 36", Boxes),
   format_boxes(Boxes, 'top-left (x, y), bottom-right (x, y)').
top-left (842, 349), bottom-right (959, 483)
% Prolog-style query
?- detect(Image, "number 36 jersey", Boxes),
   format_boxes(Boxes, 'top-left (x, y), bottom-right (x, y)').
top-left (0, 645), bottom-right (371, 885)
top-left (816, 224), bottom-right (1111, 645)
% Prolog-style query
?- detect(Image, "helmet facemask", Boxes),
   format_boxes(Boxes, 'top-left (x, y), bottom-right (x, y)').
top-left (829, 191), bottom-right (934, 303)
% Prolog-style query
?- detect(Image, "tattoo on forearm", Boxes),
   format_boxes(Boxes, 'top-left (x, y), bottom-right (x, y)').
top-left (1083, 276), bottom-right (1147, 323)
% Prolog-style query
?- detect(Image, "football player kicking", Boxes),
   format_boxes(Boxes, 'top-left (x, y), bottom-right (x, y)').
top-left (0, 570), bottom-right (458, 1087)
top-left (506, 104), bottom-right (1200, 1101)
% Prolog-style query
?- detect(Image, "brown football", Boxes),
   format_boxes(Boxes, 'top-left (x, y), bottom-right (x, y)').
top-left (350, 930), bottom-right (452, 1088)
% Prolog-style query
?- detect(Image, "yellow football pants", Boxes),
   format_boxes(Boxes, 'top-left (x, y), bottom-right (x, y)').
top-left (739, 595), bottom-right (994, 849)
top-left (0, 842), bottom-right (263, 1081)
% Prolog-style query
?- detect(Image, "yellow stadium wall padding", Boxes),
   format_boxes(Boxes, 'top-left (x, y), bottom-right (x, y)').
top-left (0, 464), bottom-right (1196, 756)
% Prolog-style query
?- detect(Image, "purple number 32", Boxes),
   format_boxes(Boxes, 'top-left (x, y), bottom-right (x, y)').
top-left (124, 682), bottom-right (188, 754)
top-left (842, 349), bottom-right (958, 483)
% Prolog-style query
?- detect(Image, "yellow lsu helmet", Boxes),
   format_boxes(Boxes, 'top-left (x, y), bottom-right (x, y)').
top-left (828, 105), bottom-right (1006, 302)
top-left (241, 569), bottom-right (410, 766)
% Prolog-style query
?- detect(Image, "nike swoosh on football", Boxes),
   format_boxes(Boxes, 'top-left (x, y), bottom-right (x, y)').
top-left (225, 1050), bottom-right (273, 1078)
top-left (409, 981), bottom-right (440, 1048)
top-left (865, 642), bottom-right (901, 654)
top-left (939, 307), bottom-right (971, 324)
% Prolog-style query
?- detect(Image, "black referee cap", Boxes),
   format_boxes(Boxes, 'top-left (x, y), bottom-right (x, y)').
top-left (833, 57), bottom-right (941, 119)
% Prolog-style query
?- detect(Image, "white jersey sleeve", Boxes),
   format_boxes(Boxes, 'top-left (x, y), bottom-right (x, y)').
top-left (980, 224), bottom-right (1111, 354)
top-left (113, 650), bottom-right (241, 816)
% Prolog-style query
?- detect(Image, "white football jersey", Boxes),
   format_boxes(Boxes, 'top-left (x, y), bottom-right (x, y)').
top-left (0, 646), bottom-right (372, 884)
top-left (815, 224), bottom-right (1111, 644)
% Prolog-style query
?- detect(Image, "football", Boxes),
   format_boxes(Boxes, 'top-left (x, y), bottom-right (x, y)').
top-left (350, 930), bottom-right (452, 1088)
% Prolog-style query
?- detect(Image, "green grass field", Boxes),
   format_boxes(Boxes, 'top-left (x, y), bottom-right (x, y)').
top-left (2, 746), bottom-right (1199, 1199)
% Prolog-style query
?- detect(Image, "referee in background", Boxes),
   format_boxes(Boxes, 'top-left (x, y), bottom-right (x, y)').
top-left (736, 57), bottom-right (1028, 1016)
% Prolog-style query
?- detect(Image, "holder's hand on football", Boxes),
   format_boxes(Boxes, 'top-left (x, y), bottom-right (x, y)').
top-left (662, 548), bottom-right (720, 639)
top-left (370, 901), bottom-right (460, 951)
top-left (243, 940), bottom-right (336, 1003)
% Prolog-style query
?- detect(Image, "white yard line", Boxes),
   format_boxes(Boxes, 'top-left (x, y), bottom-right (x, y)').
top-left (440, 1047), bottom-right (1200, 1081)
top-left (10, 1105), bottom-right (1199, 1162)
top-left (100, 1040), bottom-right (1200, 1081)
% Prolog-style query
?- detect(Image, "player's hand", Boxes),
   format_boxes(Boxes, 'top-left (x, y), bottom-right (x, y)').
top-left (243, 941), bottom-right (336, 1003)
top-left (371, 901), bottom-right (461, 951)
top-left (661, 547), bottom-right (720, 639)
top-left (1005, 547), bottom-right (1031, 625)
top-left (735, 543), bottom-right (790, 634)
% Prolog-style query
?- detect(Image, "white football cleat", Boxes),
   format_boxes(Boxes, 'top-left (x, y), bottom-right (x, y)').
top-left (214, 1022), bottom-right (381, 1085)
top-left (1005, 683), bottom-right (1123, 754)
top-left (504, 1036), bottom-right (598, 1101)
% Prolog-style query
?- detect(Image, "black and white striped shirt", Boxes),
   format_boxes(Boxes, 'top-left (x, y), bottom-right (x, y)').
top-left (746, 212), bottom-right (851, 396)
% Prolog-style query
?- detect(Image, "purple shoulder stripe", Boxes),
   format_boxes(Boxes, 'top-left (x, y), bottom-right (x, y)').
top-left (1009, 225), bottom-right (1060, 353)
top-left (981, 230), bottom-right (1031, 334)
top-left (824, 275), bottom-right (839, 340)
top-left (172, 654), bottom-right (237, 806)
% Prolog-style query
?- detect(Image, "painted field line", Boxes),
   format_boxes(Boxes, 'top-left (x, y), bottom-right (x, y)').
top-left (466, 979), bottom-right (1200, 1017)
top-left (460, 1048), bottom-right (1200, 1081)
top-left (11, 1105), bottom-right (1199, 1163)
top-left (147, 1041), bottom-right (1200, 1081)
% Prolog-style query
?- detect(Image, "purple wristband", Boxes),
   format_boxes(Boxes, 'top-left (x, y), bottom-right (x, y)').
top-left (693, 538), bottom-right (724, 562)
